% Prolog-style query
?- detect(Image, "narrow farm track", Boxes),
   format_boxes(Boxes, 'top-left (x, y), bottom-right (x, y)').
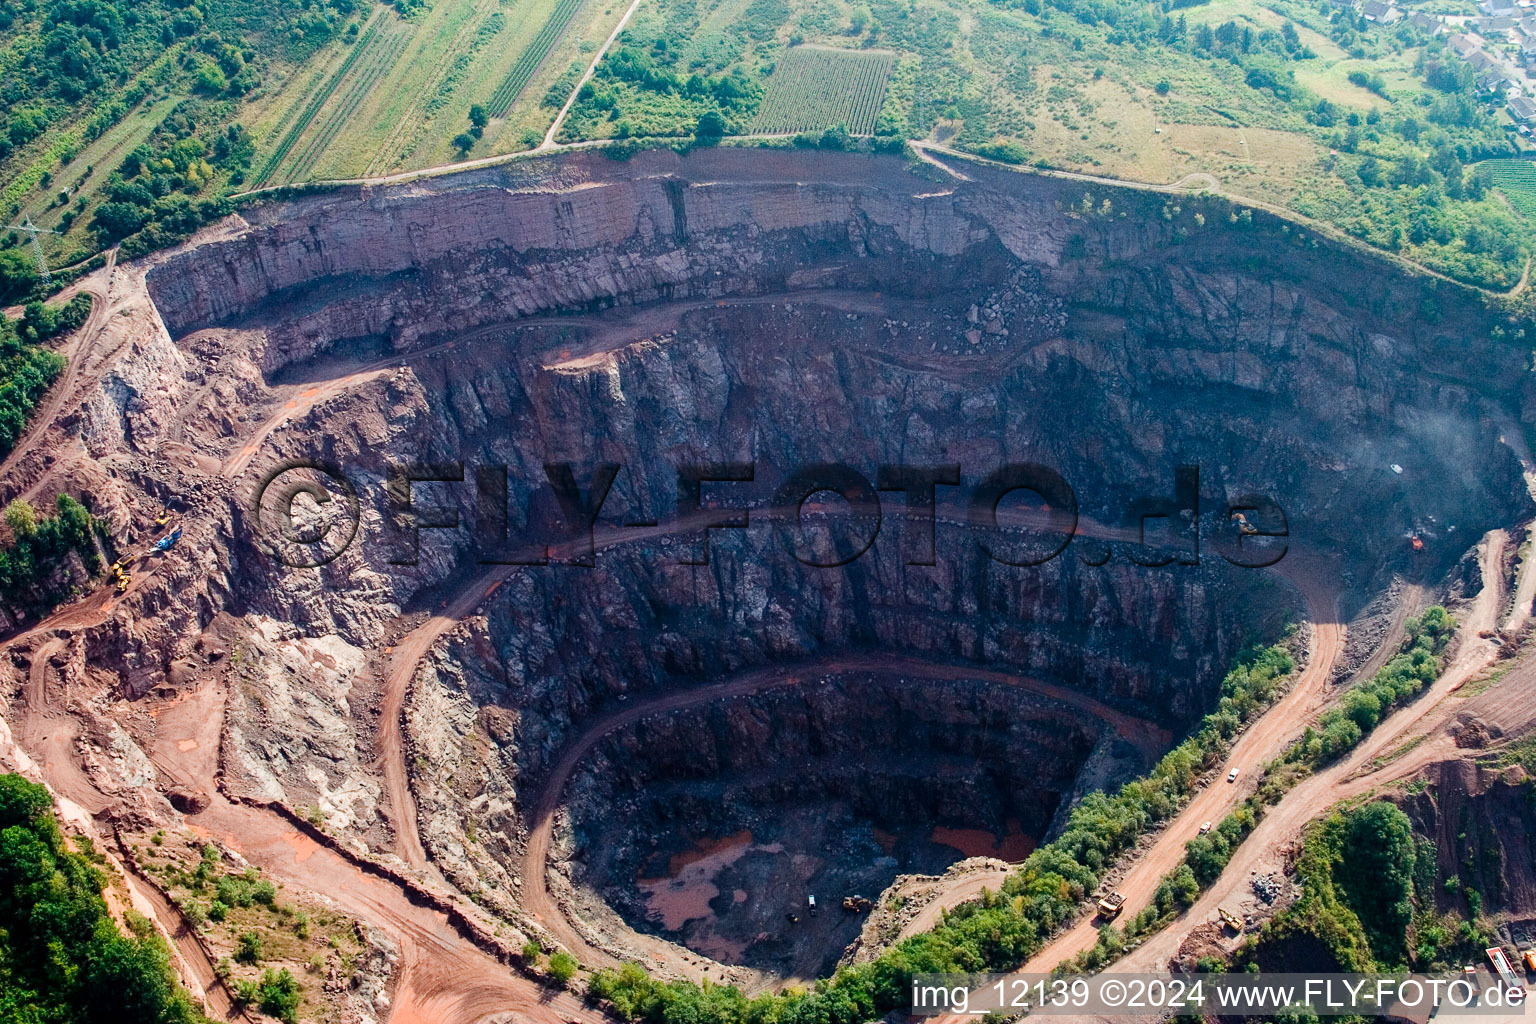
top-left (540, 0), bottom-right (641, 148)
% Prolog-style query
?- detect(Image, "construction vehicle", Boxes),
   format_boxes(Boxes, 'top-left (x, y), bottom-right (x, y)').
top-left (155, 528), bottom-right (182, 552)
top-left (1218, 906), bottom-right (1243, 932)
top-left (807, 895), bottom-right (817, 917)
top-left (1523, 950), bottom-right (1536, 973)
top-left (115, 574), bottom-right (130, 593)
top-left (155, 508), bottom-right (171, 526)
top-left (1096, 892), bottom-right (1126, 921)
top-left (1487, 947), bottom-right (1520, 989)
top-left (842, 895), bottom-right (872, 913)
top-left (1231, 511), bottom-right (1259, 536)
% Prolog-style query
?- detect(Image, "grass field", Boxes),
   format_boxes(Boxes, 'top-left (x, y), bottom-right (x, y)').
top-left (1486, 159), bottom-right (1536, 220)
top-left (750, 46), bottom-right (896, 135)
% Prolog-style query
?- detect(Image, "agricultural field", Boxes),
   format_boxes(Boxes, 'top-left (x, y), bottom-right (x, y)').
top-left (488, 0), bottom-right (588, 116)
top-left (556, 0), bottom-right (1528, 289)
top-left (1485, 159), bottom-right (1536, 220)
top-left (1, 0), bottom-right (1532, 293)
top-left (245, 0), bottom-right (624, 182)
top-left (254, 14), bottom-right (413, 187)
top-left (750, 46), bottom-right (895, 135)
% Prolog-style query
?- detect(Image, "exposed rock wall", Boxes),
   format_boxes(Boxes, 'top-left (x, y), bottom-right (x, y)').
top-left (86, 148), bottom-right (1536, 968)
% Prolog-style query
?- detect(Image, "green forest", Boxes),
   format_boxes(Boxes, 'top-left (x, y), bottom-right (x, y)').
top-left (0, 773), bottom-right (207, 1023)
top-left (0, 493), bottom-right (100, 607)
top-left (0, 0), bottom-right (353, 275)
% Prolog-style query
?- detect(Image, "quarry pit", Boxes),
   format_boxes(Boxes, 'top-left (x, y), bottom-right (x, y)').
top-left (4, 146), bottom-right (1534, 1004)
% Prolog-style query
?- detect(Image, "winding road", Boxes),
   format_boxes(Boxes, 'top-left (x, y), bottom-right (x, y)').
top-left (513, 653), bottom-right (1173, 978)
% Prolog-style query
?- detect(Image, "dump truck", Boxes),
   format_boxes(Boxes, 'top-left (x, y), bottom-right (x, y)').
top-left (1096, 892), bottom-right (1126, 921)
top-left (1487, 947), bottom-right (1519, 989)
top-left (842, 896), bottom-right (872, 913)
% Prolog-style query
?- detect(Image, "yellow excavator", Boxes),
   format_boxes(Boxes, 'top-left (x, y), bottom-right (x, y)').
top-left (112, 554), bottom-right (134, 594)
top-left (155, 507), bottom-right (171, 527)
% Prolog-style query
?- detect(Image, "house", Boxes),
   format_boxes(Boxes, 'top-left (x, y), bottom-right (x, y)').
top-left (1477, 14), bottom-right (1517, 32)
top-left (1448, 32), bottom-right (1481, 56)
top-left (1468, 49), bottom-right (1502, 72)
top-left (1409, 11), bottom-right (1444, 33)
top-left (1518, 30), bottom-right (1536, 59)
top-left (1361, 0), bottom-right (1401, 23)
top-left (1481, 0), bottom-right (1515, 15)
top-left (1477, 69), bottom-right (1515, 94)
top-left (1509, 93), bottom-right (1536, 122)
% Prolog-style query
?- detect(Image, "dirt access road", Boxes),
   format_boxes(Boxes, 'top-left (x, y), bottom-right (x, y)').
top-left (1118, 528), bottom-right (1523, 976)
top-left (994, 568), bottom-right (1342, 975)
top-left (142, 679), bottom-right (606, 1024)
top-left (0, 249), bottom-right (116, 487)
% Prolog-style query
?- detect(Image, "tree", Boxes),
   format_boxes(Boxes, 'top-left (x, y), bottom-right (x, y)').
top-left (451, 133), bottom-right (476, 156)
top-left (694, 110), bottom-right (726, 142)
top-left (1334, 802), bottom-right (1416, 965)
top-left (4, 499), bottom-right (37, 539)
top-left (548, 950), bottom-right (578, 986)
top-left (0, 774), bottom-right (203, 1024)
top-left (468, 104), bottom-right (489, 129)
top-left (0, 249), bottom-right (38, 303)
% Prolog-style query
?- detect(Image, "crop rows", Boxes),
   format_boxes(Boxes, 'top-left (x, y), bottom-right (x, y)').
top-left (255, 20), bottom-right (386, 186)
top-left (1487, 159), bottom-right (1536, 221)
top-left (750, 47), bottom-right (895, 136)
top-left (487, 0), bottom-right (585, 117)
top-left (254, 18), bottom-right (393, 186)
top-left (364, 0), bottom-right (498, 178)
top-left (278, 29), bottom-right (412, 183)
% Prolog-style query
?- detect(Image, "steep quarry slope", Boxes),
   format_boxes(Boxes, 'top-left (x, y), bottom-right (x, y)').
top-left (2, 147), bottom-right (1531, 994)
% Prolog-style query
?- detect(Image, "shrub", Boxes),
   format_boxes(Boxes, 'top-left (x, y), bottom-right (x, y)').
top-left (236, 931), bottom-right (262, 965)
top-left (258, 968), bottom-right (302, 1023)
